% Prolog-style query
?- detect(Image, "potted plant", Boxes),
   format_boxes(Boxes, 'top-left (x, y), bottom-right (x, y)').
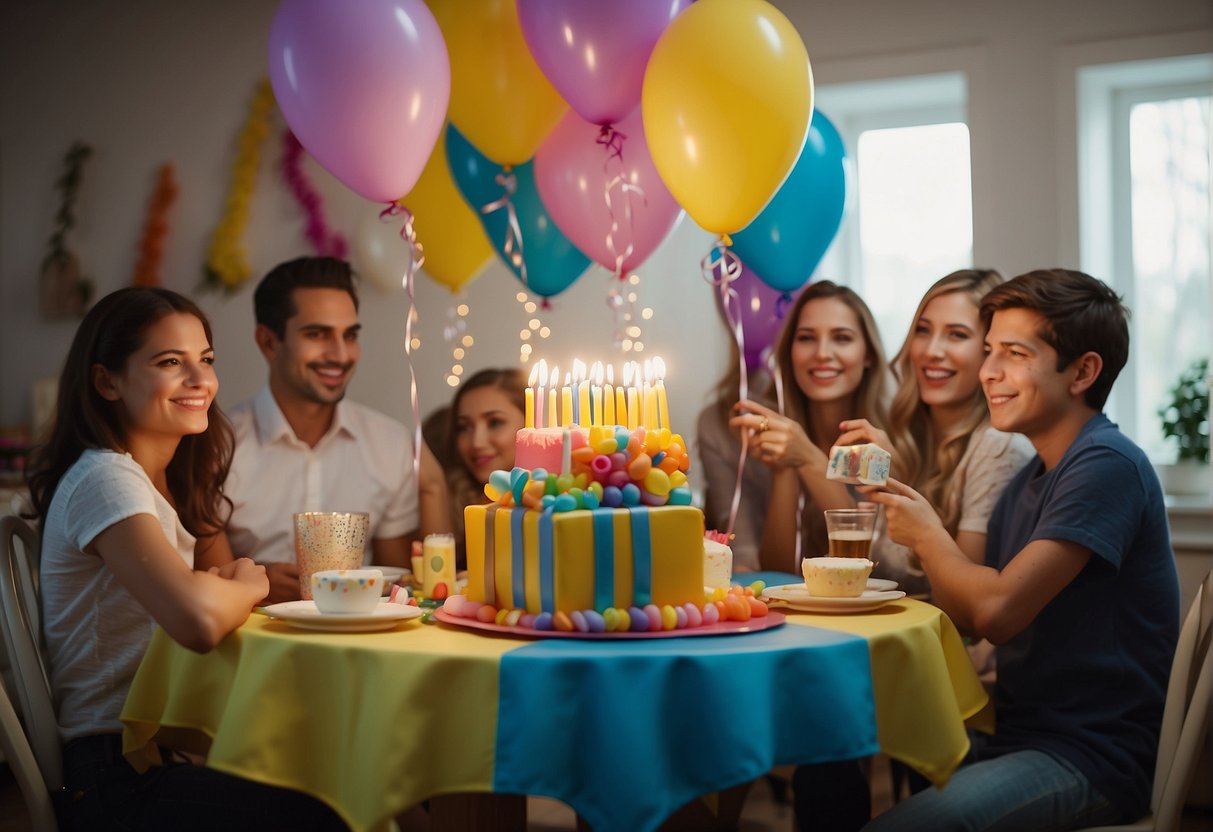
top-left (1157, 357), bottom-right (1210, 497)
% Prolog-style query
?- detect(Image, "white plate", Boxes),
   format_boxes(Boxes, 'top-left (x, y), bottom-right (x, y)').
top-left (867, 578), bottom-right (899, 592)
top-left (378, 566), bottom-right (410, 595)
top-left (261, 600), bottom-right (423, 632)
top-left (762, 584), bottom-right (906, 613)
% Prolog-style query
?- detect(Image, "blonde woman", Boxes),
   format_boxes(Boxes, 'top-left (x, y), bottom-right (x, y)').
top-left (730, 281), bottom-right (895, 572)
top-left (837, 269), bottom-right (1034, 595)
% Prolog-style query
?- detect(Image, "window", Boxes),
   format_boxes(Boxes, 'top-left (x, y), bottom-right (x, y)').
top-left (1077, 54), bottom-right (1212, 460)
top-left (816, 72), bottom-right (974, 355)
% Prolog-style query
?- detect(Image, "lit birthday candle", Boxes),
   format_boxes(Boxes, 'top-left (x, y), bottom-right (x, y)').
top-left (534, 359), bottom-right (548, 430)
top-left (604, 364), bottom-right (616, 426)
top-left (562, 372), bottom-right (574, 426)
top-left (642, 359), bottom-right (657, 429)
top-left (625, 362), bottom-right (639, 431)
top-left (592, 362), bottom-right (605, 426)
top-left (547, 366), bottom-right (559, 428)
top-left (654, 356), bottom-right (670, 431)
top-left (525, 363), bottom-right (538, 429)
top-left (574, 359), bottom-right (589, 426)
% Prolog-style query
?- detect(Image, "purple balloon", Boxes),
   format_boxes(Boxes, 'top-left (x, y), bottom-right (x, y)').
top-left (534, 107), bottom-right (683, 274)
top-left (517, 0), bottom-right (691, 127)
top-left (733, 263), bottom-right (787, 373)
top-left (268, 0), bottom-right (450, 203)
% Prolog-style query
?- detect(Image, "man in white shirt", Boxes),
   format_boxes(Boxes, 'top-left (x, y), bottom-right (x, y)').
top-left (212, 256), bottom-right (440, 603)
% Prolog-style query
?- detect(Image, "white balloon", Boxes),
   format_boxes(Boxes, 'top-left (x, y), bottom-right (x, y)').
top-left (349, 204), bottom-right (412, 293)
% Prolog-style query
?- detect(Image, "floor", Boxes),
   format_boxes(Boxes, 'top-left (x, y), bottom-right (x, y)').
top-left (4, 757), bottom-right (1210, 831)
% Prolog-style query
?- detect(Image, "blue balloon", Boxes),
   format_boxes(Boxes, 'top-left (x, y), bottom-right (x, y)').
top-left (445, 125), bottom-right (590, 299)
top-left (731, 110), bottom-right (847, 294)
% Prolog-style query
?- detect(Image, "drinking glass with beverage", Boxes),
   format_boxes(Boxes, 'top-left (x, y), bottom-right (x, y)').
top-left (823, 508), bottom-right (877, 558)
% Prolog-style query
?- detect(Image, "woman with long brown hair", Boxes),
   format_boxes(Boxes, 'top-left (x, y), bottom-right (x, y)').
top-left (28, 287), bottom-right (344, 830)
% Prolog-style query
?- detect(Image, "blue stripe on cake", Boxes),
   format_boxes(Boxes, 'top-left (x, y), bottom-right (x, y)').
top-left (483, 506), bottom-right (496, 605)
top-left (511, 509), bottom-right (526, 609)
top-left (630, 507), bottom-right (652, 607)
top-left (539, 508), bottom-right (555, 611)
top-left (593, 510), bottom-right (615, 611)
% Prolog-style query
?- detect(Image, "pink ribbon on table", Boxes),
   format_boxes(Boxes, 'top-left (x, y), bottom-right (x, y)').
top-left (701, 242), bottom-right (749, 540)
top-left (480, 169), bottom-right (527, 290)
top-left (378, 202), bottom-right (424, 483)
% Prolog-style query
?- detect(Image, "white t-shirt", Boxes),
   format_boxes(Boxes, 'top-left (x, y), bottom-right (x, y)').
top-left (41, 449), bottom-right (195, 742)
top-left (225, 387), bottom-right (418, 565)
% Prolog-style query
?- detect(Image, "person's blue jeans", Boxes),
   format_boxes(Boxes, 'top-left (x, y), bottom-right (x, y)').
top-left (862, 749), bottom-right (1124, 832)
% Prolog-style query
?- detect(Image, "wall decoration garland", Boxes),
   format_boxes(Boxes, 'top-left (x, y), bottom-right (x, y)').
top-left (282, 130), bottom-right (347, 258)
top-left (40, 141), bottom-right (94, 319)
top-left (203, 79), bottom-right (275, 293)
top-left (132, 164), bottom-right (179, 287)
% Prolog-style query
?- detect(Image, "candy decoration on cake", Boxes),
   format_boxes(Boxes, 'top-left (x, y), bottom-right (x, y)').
top-left (825, 443), bottom-right (892, 486)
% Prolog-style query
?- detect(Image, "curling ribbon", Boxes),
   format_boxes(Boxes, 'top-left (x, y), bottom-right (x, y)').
top-left (599, 124), bottom-right (650, 349)
top-left (701, 240), bottom-right (749, 541)
top-left (379, 202), bottom-right (425, 482)
top-left (480, 169), bottom-right (527, 289)
top-left (765, 346), bottom-right (805, 573)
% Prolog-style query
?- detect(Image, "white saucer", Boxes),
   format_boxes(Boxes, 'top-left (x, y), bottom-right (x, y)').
top-left (867, 578), bottom-right (899, 592)
top-left (261, 600), bottom-right (422, 632)
top-left (762, 584), bottom-right (906, 613)
top-left (377, 566), bottom-right (410, 595)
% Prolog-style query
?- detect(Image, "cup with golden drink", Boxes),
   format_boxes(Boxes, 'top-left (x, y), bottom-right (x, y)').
top-left (823, 508), bottom-right (877, 558)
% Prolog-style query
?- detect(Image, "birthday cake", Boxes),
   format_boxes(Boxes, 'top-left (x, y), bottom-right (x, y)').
top-left (826, 443), bottom-right (891, 486)
top-left (452, 359), bottom-right (767, 633)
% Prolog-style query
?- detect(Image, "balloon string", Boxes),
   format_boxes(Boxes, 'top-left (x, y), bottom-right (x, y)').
top-left (600, 126), bottom-right (648, 348)
top-left (481, 169), bottom-right (527, 290)
top-left (765, 347), bottom-right (804, 571)
top-left (379, 202), bottom-right (424, 484)
top-left (701, 242), bottom-right (748, 540)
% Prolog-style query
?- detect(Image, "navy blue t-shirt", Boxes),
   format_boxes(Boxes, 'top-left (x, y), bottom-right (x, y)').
top-left (981, 414), bottom-right (1179, 820)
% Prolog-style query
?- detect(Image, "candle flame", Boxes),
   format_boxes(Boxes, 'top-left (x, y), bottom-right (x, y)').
top-left (622, 362), bottom-right (634, 386)
top-left (537, 359), bottom-right (548, 384)
top-left (528, 363), bottom-right (540, 387)
top-left (653, 356), bottom-right (666, 381)
top-left (606, 364), bottom-right (615, 385)
top-left (592, 361), bottom-right (604, 385)
top-left (572, 358), bottom-right (586, 382)
top-left (549, 367), bottom-right (559, 387)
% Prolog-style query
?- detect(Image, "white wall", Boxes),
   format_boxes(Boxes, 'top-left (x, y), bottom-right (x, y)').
top-left (2, 0), bottom-right (1211, 493)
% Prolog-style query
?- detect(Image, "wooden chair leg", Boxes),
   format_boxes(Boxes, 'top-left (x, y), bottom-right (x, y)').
top-left (428, 793), bottom-right (526, 832)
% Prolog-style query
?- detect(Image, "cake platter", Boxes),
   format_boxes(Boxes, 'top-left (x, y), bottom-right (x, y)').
top-left (434, 607), bottom-right (785, 639)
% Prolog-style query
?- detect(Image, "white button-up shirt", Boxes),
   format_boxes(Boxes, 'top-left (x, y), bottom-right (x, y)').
top-left (226, 386), bottom-right (418, 564)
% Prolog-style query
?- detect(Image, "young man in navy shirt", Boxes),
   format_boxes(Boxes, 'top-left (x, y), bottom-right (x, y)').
top-left (864, 269), bottom-right (1178, 831)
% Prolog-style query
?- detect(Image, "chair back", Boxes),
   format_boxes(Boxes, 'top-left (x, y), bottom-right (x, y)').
top-left (0, 676), bottom-right (58, 830)
top-left (1149, 568), bottom-right (1212, 831)
top-left (0, 515), bottom-right (63, 794)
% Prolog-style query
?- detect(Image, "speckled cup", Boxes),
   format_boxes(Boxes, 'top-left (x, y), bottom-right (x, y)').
top-left (293, 512), bottom-right (370, 600)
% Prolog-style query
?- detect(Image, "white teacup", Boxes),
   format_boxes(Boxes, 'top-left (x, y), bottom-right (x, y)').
top-left (310, 569), bottom-right (384, 614)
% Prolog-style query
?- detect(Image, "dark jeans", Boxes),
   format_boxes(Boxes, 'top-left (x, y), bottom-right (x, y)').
top-left (59, 733), bottom-right (349, 832)
top-left (794, 759), bottom-right (871, 832)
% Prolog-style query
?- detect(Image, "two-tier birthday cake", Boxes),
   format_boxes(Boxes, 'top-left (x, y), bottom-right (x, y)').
top-left (445, 359), bottom-right (768, 634)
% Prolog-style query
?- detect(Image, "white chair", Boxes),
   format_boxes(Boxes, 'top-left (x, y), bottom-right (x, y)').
top-left (1084, 568), bottom-right (1212, 831)
top-left (1, 514), bottom-right (62, 831)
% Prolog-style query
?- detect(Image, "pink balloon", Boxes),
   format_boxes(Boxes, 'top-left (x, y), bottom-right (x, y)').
top-left (517, 0), bottom-right (690, 127)
top-left (268, 0), bottom-right (450, 203)
top-left (534, 108), bottom-right (683, 274)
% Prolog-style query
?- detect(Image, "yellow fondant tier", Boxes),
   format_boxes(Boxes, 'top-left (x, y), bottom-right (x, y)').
top-left (465, 505), bottom-right (705, 614)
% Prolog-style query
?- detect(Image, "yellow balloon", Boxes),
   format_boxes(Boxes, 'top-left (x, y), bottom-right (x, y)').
top-left (406, 133), bottom-right (494, 293)
top-left (428, 0), bottom-right (567, 166)
top-left (642, 0), bottom-right (813, 235)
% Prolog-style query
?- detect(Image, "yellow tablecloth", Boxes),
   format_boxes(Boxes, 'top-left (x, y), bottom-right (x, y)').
top-left (122, 599), bottom-right (986, 831)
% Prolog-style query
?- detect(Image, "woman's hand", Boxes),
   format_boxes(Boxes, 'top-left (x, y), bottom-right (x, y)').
top-left (729, 399), bottom-right (820, 470)
top-left (835, 418), bottom-right (893, 454)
